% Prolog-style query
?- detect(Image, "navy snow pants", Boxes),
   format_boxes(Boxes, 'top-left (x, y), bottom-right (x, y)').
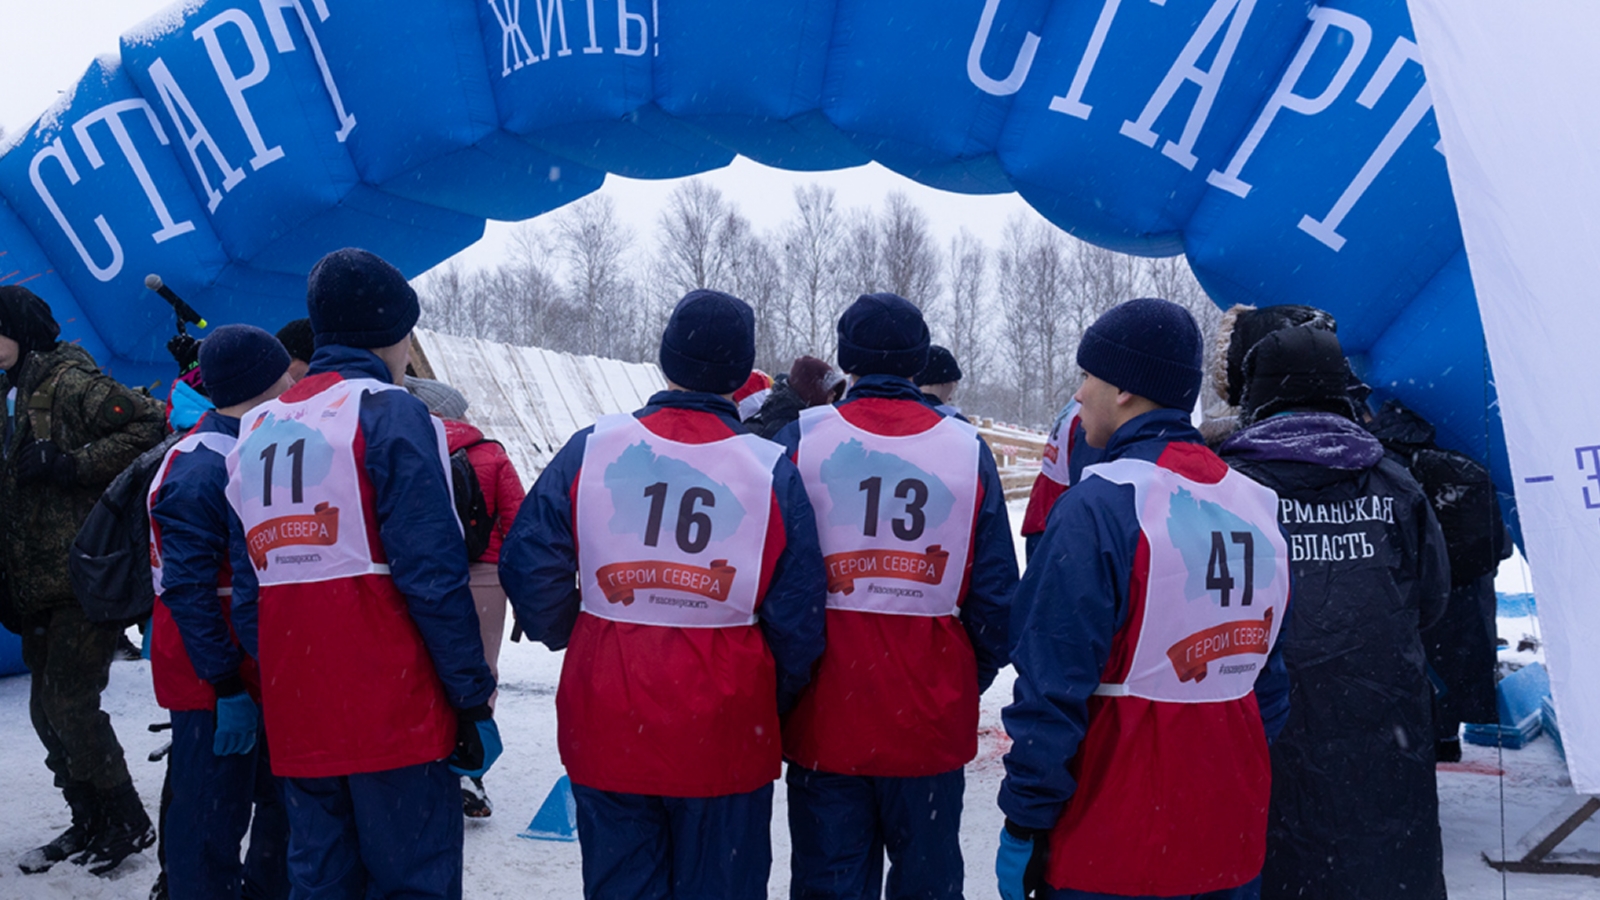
top-left (786, 764), bottom-right (964, 900)
top-left (571, 781), bottom-right (774, 900)
top-left (167, 709), bottom-right (290, 900)
top-left (282, 760), bottom-right (462, 900)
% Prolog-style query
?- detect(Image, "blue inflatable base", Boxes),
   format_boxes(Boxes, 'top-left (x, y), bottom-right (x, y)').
top-left (0, 624), bottom-right (26, 677)
top-left (1542, 697), bottom-right (1564, 761)
top-left (518, 775), bottom-right (577, 842)
top-left (1497, 592), bottom-right (1538, 617)
top-left (1464, 662), bottom-right (1550, 750)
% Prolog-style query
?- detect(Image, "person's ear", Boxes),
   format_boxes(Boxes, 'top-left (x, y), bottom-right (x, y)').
top-left (1115, 390), bottom-right (1137, 408)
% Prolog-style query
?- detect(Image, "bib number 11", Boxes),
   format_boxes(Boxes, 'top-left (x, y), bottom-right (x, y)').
top-left (259, 439), bottom-right (306, 507)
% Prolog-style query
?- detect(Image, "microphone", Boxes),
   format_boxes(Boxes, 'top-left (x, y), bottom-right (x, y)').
top-left (144, 273), bottom-right (207, 329)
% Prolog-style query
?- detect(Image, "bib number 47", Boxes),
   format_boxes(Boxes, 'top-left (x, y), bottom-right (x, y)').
top-left (1206, 530), bottom-right (1255, 607)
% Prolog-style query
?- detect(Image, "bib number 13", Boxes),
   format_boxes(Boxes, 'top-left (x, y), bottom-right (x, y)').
top-left (859, 476), bottom-right (928, 541)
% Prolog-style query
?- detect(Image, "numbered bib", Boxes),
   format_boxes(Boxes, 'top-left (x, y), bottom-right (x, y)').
top-left (574, 414), bottom-right (782, 628)
top-left (148, 431), bottom-right (236, 596)
top-left (227, 378), bottom-right (446, 586)
top-left (1086, 458), bottom-right (1290, 703)
top-left (796, 405), bottom-right (979, 617)
top-left (1039, 400), bottom-right (1081, 487)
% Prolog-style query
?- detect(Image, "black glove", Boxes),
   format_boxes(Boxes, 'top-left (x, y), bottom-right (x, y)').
top-left (167, 333), bottom-right (201, 373)
top-left (447, 704), bottom-right (502, 777)
top-left (14, 440), bottom-right (75, 486)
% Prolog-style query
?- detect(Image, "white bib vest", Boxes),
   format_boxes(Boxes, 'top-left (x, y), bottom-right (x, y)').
top-left (1085, 457), bottom-right (1289, 703)
top-left (796, 405), bottom-right (980, 617)
top-left (1039, 400), bottom-right (1080, 487)
top-left (226, 378), bottom-right (450, 586)
top-left (575, 413), bottom-right (782, 628)
top-left (148, 430), bottom-right (236, 597)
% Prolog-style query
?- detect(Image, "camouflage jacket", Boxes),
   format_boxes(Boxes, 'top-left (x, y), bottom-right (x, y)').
top-left (1, 343), bottom-right (165, 626)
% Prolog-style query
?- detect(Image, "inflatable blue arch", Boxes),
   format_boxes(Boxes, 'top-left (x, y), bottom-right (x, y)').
top-left (0, 0), bottom-right (1505, 520)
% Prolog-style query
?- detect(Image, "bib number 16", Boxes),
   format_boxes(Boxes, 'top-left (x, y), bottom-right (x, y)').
top-left (642, 482), bottom-right (714, 553)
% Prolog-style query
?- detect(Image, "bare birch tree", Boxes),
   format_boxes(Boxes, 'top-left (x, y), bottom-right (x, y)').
top-left (654, 179), bottom-right (737, 294)
top-left (879, 191), bottom-right (941, 312)
top-left (777, 185), bottom-right (849, 364)
top-left (553, 196), bottom-right (637, 358)
top-left (996, 215), bottom-right (1072, 423)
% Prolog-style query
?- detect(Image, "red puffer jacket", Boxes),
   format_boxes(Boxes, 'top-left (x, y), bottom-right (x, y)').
top-left (443, 419), bottom-right (526, 563)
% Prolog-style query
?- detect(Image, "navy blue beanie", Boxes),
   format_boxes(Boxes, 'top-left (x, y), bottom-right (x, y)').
top-left (200, 324), bottom-right (291, 409)
top-left (1076, 297), bottom-right (1203, 410)
top-left (836, 293), bottom-right (930, 378)
top-left (306, 248), bottom-right (419, 349)
top-left (658, 289), bottom-right (756, 395)
top-left (915, 345), bottom-right (962, 386)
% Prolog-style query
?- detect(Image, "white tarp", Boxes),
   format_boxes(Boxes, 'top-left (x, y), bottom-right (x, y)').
top-left (414, 328), bottom-right (667, 486)
top-left (1409, 1), bottom-right (1600, 791)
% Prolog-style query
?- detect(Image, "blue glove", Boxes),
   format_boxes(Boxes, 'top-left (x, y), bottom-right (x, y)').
top-left (996, 825), bottom-right (1045, 900)
top-left (448, 707), bottom-right (502, 778)
top-left (213, 692), bottom-right (258, 756)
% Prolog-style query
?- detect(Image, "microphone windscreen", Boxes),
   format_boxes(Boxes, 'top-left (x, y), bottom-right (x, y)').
top-left (144, 273), bottom-right (163, 291)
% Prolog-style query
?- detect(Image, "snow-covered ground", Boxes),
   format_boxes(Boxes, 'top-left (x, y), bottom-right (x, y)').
top-left (1, 502), bottom-right (1596, 898)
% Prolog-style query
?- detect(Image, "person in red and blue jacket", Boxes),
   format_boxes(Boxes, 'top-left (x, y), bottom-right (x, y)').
top-left (499, 289), bottom-right (827, 900)
top-left (996, 298), bottom-right (1294, 900)
top-left (775, 292), bottom-right (1017, 900)
top-left (226, 250), bottom-right (500, 900)
top-left (1019, 400), bottom-right (1104, 563)
top-left (149, 325), bottom-right (294, 900)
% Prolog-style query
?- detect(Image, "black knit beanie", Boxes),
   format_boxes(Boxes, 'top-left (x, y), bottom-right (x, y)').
top-left (200, 324), bottom-right (291, 409)
top-left (915, 345), bottom-right (963, 386)
top-left (275, 317), bottom-right (315, 364)
top-left (1076, 298), bottom-right (1202, 410)
top-left (658, 289), bottom-right (756, 395)
top-left (306, 249), bottom-right (420, 349)
top-left (836, 293), bottom-right (930, 378)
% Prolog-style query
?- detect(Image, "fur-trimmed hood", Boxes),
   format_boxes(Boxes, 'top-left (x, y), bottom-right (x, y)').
top-left (1210, 303), bottom-right (1338, 408)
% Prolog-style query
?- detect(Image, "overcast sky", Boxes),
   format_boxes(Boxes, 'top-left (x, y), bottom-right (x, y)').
top-left (0, 0), bottom-right (1044, 275)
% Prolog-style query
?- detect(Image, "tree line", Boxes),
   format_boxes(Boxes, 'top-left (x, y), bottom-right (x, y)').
top-left (414, 179), bottom-right (1220, 428)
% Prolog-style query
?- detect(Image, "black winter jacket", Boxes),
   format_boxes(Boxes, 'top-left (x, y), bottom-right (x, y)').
top-left (744, 376), bottom-right (808, 441)
top-left (1367, 399), bottom-right (1511, 729)
top-left (1221, 411), bottom-right (1450, 900)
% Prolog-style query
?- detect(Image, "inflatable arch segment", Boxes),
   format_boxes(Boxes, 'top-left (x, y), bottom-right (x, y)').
top-left (0, 0), bottom-right (1510, 524)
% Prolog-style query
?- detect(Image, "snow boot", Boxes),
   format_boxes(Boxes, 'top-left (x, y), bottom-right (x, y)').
top-left (114, 632), bottom-right (143, 662)
top-left (17, 782), bottom-right (98, 874)
top-left (73, 782), bottom-right (155, 876)
top-left (462, 776), bottom-right (493, 818)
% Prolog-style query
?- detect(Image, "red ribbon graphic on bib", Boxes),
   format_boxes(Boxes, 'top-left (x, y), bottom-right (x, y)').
top-left (1165, 608), bottom-right (1274, 683)
top-left (824, 545), bottom-right (950, 595)
top-left (247, 503), bottom-right (340, 570)
top-left (594, 559), bottom-right (738, 606)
